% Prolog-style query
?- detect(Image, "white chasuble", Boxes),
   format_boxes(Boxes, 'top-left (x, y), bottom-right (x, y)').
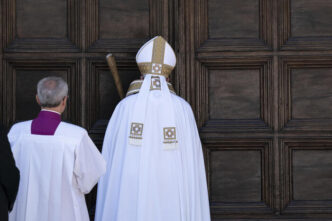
top-left (8, 121), bottom-right (106, 221)
top-left (95, 36), bottom-right (211, 221)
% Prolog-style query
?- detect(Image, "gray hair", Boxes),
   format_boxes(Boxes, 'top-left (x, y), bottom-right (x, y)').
top-left (37, 76), bottom-right (68, 107)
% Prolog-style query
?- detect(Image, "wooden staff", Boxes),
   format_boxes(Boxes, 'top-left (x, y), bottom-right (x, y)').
top-left (106, 54), bottom-right (125, 99)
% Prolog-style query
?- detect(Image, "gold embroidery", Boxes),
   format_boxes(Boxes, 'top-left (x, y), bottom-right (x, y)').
top-left (152, 37), bottom-right (166, 65)
top-left (129, 122), bottom-right (144, 139)
top-left (137, 37), bottom-right (174, 77)
top-left (126, 80), bottom-right (142, 92)
top-left (126, 80), bottom-right (176, 96)
top-left (138, 63), bottom-right (174, 77)
top-left (150, 76), bottom-right (161, 90)
top-left (163, 127), bottom-right (178, 150)
top-left (163, 127), bottom-right (176, 140)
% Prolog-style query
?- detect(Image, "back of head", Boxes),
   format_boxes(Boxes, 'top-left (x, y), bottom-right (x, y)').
top-left (37, 77), bottom-right (68, 108)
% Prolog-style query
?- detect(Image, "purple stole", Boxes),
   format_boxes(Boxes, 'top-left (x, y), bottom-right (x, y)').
top-left (31, 110), bottom-right (61, 135)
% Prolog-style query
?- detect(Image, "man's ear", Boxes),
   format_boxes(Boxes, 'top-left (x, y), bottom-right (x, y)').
top-left (36, 95), bottom-right (41, 105)
top-left (62, 96), bottom-right (68, 105)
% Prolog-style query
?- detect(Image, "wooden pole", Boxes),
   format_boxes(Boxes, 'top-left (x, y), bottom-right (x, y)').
top-left (106, 54), bottom-right (125, 99)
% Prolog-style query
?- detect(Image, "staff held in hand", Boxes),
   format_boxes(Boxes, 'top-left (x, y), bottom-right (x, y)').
top-left (106, 54), bottom-right (125, 99)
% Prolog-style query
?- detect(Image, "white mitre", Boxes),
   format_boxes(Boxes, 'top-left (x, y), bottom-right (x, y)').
top-left (136, 36), bottom-right (176, 77)
top-left (128, 36), bottom-right (178, 149)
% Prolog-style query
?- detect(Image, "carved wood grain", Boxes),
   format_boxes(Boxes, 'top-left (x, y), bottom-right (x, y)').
top-left (197, 57), bottom-right (273, 132)
top-left (280, 139), bottom-right (332, 215)
top-left (85, 0), bottom-right (171, 52)
top-left (1, 0), bottom-right (332, 220)
top-left (203, 138), bottom-right (274, 218)
top-left (279, 56), bottom-right (332, 131)
top-left (196, 0), bottom-right (273, 52)
top-left (278, 0), bottom-right (332, 50)
top-left (2, 0), bottom-right (81, 52)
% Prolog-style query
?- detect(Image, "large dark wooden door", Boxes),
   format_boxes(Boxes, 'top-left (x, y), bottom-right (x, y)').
top-left (2, 0), bottom-right (332, 220)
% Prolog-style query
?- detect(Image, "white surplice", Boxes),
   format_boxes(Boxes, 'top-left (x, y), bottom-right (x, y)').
top-left (8, 121), bottom-right (106, 221)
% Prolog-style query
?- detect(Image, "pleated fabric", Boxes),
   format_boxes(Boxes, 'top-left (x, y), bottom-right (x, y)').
top-left (8, 121), bottom-right (106, 221)
top-left (95, 89), bottom-right (211, 221)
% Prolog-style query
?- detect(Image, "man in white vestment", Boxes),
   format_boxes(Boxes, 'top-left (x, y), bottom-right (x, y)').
top-left (95, 36), bottom-right (211, 221)
top-left (8, 76), bottom-right (106, 221)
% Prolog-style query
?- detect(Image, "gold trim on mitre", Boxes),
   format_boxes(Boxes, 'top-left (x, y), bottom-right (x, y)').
top-left (126, 80), bottom-right (176, 97)
top-left (138, 63), bottom-right (174, 78)
top-left (137, 36), bottom-right (175, 78)
top-left (152, 36), bottom-right (165, 64)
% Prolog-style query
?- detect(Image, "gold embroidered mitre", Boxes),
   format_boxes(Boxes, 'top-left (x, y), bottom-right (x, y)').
top-left (136, 36), bottom-right (176, 78)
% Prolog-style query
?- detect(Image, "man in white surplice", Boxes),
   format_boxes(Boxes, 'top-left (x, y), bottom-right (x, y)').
top-left (8, 76), bottom-right (106, 221)
top-left (95, 36), bottom-right (211, 221)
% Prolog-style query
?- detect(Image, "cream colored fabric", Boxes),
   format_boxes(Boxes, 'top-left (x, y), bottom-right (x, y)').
top-left (136, 36), bottom-right (176, 67)
top-left (95, 36), bottom-right (210, 221)
top-left (8, 121), bottom-right (106, 221)
top-left (136, 36), bottom-right (176, 77)
top-left (129, 36), bottom-right (178, 148)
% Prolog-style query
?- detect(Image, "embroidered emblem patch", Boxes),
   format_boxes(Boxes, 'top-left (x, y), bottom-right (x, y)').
top-left (163, 127), bottom-right (178, 150)
top-left (150, 76), bottom-right (161, 90)
top-left (152, 63), bottom-right (162, 74)
top-left (164, 127), bottom-right (176, 140)
top-left (130, 122), bottom-right (143, 138)
top-left (129, 122), bottom-right (144, 146)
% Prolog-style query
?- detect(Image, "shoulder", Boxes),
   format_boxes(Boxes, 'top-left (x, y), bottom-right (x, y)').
top-left (111, 95), bottom-right (137, 113)
top-left (119, 94), bottom-right (137, 106)
top-left (8, 121), bottom-right (32, 136)
top-left (171, 94), bottom-right (192, 109)
top-left (7, 120), bottom-right (32, 144)
top-left (56, 122), bottom-right (88, 139)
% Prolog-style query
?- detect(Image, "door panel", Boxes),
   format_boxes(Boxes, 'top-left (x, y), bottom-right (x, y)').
top-left (2, 0), bottom-right (332, 220)
top-left (187, 0), bottom-right (332, 219)
top-left (280, 140), bottom-right (332, 215)
top-left (2, 0), bottom-right (80, 52)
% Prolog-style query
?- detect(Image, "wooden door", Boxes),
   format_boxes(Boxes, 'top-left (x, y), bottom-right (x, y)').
top-left (187, 0), bottom-right (332, 220)
top-left (2, 0), bottom-right (332, 220)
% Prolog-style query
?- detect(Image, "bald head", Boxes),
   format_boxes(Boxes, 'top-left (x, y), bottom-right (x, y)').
top-left (37, 77), bottom-right (68, 108)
